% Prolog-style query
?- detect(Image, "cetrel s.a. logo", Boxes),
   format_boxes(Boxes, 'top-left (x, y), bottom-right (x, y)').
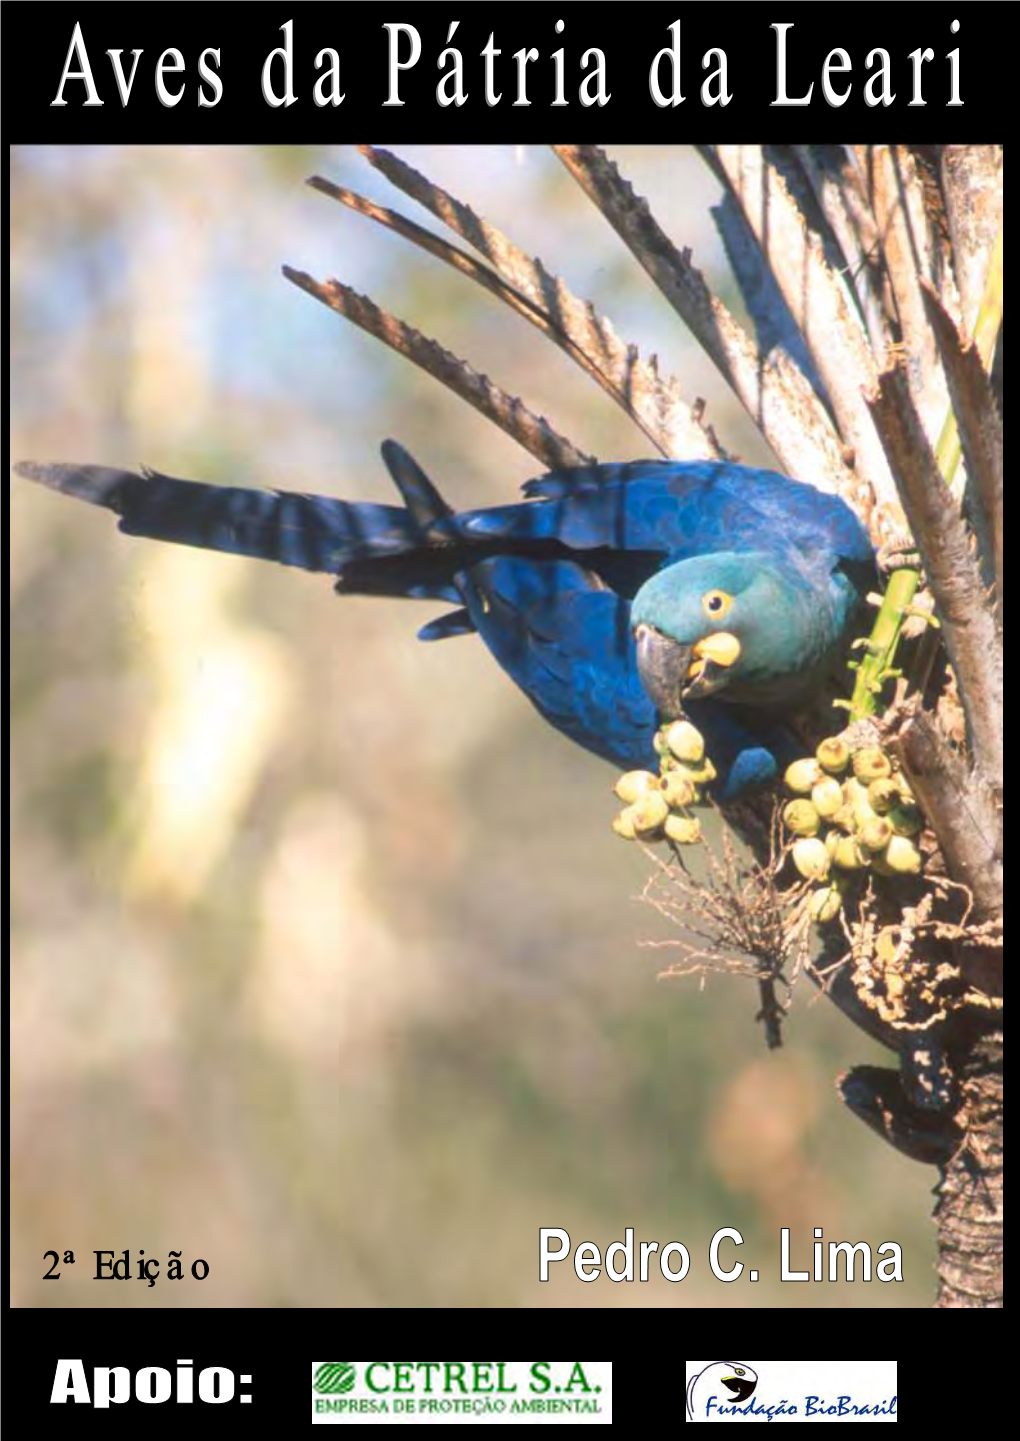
top-left (686, 1362), bottom-right (758, 1421)
top-left (314, 1364), bottom-right (357, 1396)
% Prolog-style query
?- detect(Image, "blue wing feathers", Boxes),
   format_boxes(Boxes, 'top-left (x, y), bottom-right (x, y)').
top-left (16, 443), bottom-right (873, 797)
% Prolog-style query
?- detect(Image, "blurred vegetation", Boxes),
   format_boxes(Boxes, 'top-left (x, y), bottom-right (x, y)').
top-left (10, 146), bottom-right (934, 1307)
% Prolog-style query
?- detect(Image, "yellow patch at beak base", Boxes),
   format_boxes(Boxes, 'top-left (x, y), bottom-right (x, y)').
top-left (692, 631), bottom-right (741, 669)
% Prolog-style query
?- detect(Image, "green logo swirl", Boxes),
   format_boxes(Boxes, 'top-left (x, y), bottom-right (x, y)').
top-left (315, 1362), bottom-right (357, 1394)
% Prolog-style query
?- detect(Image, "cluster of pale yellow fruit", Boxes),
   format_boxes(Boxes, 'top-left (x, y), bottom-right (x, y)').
top-left (610, 720), bottom-right (713, 847)
top-left (781, 736), bottom-right (924, 921)
top-left (610, 721), bottom-right (926, 927)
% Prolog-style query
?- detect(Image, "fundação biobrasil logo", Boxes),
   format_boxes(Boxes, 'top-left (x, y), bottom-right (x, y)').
top-left (686, 1363), bottom-right (897, 1422)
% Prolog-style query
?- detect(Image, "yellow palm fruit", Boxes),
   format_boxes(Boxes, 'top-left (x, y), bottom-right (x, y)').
top-left (667, 758), bottom-right (717, 787)
top-left (852, 746), bottom-right (893, 781)
top-left (816, 735), bottom-right (851, 773)
top-left (866, 777), bottom-right (901, 814)
top-left (664, 813), bottom-right (702, 845)
top-left (811, 776), bottom-right (844, 818)
top-left (792, 837), bottom-right (830, 881)
top-left (830, 834), bottom-right (868, 871)
top-left (783, 799), bottom-right (821, 837)
top-left (843, 776), bottom-right (878, 829)
top-left (612, 809), bottom-right (637, 840)
top-left (628, 790), bottom-right (670, 838)
top-left (809, 884), bottom-right (844, 923)
top-left (882, 835), bottom-right (923, 873)
top-left (829, 801), bottom-right (858, 834)
top-left (659, 771), bottom-right (697, 809)
top-left (664, 719), bottom-right (706, 765)
top-left (784, 757), bottom-right (824, 793)
top-left (613, 769), bottom-right (659, 804)
top-left (857, 815), bottom-right (894, 853)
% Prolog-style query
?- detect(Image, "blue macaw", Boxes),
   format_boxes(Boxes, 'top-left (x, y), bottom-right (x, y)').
top-left (16, 444), bottom-right (875, 798)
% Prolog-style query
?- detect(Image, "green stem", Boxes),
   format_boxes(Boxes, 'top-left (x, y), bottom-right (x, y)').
top-left (842, 567), bottom-right (921, 721)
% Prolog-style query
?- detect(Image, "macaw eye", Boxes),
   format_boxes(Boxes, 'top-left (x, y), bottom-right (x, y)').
top-left (702, 589), bottom-right (732, 618)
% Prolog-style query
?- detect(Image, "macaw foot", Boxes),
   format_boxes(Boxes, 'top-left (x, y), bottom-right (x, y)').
top-left (876, 535), bottom-right (922, 578)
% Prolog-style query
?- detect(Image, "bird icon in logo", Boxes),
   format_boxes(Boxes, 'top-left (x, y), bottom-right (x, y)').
top-left (686, 1362), bottom-right (758, 1420)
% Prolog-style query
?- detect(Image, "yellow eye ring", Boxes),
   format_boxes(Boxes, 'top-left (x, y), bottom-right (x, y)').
top-left (702, 589), bottom-right (733, 619)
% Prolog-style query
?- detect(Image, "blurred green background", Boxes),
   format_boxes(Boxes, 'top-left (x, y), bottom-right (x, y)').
top-left (10, 145), bottom-right (934, 1307)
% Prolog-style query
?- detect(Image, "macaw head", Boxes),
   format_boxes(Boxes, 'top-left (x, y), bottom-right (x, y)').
top-left (631, 551), bottom-right (827, 716)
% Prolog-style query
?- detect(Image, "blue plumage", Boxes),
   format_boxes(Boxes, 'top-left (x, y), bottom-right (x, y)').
top-left (16, 443), bottom-right (874, 799)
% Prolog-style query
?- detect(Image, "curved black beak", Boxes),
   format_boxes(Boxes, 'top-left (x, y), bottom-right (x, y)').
top-left (633, 623), bottom-right (695, 719)
top-left (635, 623), bottom-right (742, 711)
